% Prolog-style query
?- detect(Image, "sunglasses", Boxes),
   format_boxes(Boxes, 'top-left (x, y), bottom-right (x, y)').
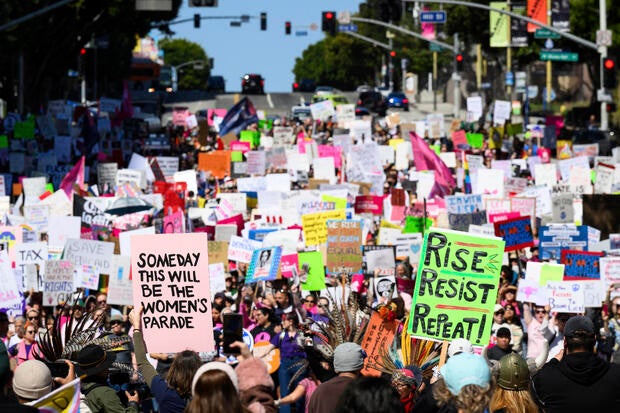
top-left (495, 311), bottom-right (504, 315)
top-left (110, 321), bottom-right (121, 326)
top-left (26, 330), bottom-right (36, 334)
top-left (97, 300), bottom-right (107, 304)
top-left (536, 310), bottom-right (547, 314)
top-left (304, 299), bottom-right (315, 304)
top-left (28, 316), bottom-right (38, 321)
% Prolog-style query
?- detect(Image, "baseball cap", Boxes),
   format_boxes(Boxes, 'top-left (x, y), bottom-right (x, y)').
top-left (448, 338), bottom-right (474, 358)
top-left (333, 342), bottom-right (366, 373)
top-left (440, 353), bottom-right (491, 395)
top-left (494, 304), bottom-right (505, 313)
top-left (564, 315), bottom-right (594, 337)
top-left (13, 360), bottom-right (53, 400)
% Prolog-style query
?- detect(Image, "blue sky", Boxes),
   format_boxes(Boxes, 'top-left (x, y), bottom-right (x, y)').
top-left (150, 0), bottom-right (366, 93)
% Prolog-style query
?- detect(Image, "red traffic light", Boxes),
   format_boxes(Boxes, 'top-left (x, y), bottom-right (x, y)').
top-left (390, 51), bottom-right (396, 57)
top-left (456, 54), bottom-right (463, 62)
top-left (80, 48), bottom-right (87, 55)
top-left (604, 58), bottom-right (615, 70)
top-left (325, 12), bottom-right (334, 19)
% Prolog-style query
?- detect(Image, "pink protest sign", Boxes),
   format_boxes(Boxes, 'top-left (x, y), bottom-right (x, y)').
top-left (131, 233), bottom-right (213, 353)
top-left (280, 253), bottom-right (298, 278)
top-left (207, 109), bottom-right (227, 126)
top-left (230, 141), bottom-right (251, 153)
top-left (318, 145), bottom-right (343, 169)
top-left (354, 195), bottom-right (384, 215)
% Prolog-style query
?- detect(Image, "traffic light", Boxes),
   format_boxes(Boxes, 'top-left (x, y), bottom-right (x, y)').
top-left (603, 57), bottom-right (616, 89)
top-left (322, 11), bottom-right (336, 35)
top-left (189, 0), bottom-right (217, 6)
top-left (285, 21), bottom-right (291, 35)
top-left (260, 12), bottom-right (267, 31)
top-left (390, 50), bottom-right (396, 57)
top-left (455, 54), bottom-right (464, 72)
top-left (194, 14), bottom-right (200, 28)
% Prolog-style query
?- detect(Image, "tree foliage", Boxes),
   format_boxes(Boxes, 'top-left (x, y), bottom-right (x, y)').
top-left (158, 38), bottom-right (209, 90)
top-left (0, 0), bottom-right (181, 111)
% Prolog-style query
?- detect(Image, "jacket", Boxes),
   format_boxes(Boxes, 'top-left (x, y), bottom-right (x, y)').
top-left (81, 381), bottom-right (138, 413)
top-left (237, 357), bottom-right (276, 413)
top-left (532, 351), bottom-right (620, 412)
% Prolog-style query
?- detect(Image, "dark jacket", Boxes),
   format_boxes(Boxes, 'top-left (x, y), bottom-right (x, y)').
top-left (532, 351), bottom-right (620, 412)
top-left (82, 381), bottom-right (138, 413)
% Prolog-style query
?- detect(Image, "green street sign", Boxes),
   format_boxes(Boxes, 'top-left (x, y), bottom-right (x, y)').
top-left (540, 50), bottom-right (579, 62)
top-left (429, 43), bottom-right (443, 52)
top-left (535, 29), bottom-right (561, 39)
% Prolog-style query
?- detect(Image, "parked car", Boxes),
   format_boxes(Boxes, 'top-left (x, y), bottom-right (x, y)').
top-left (571, 128), bottom-right (616, 157)
top-left (386, 92), bottom-right (409, 111)
top-left (241, 74), bottom-right (264, 94)
top-left (311, 93), bottom-right (349, 107)
top-left (291, 106), bottom-right (312, 123)
top-left (207, 75), bottom-right (226, 93)
top-left (292, 79), bottom-right (316, 92)
top-left (356, 91), bottom-right (387, 116)
top-left (356, 84), bottom-right (373, 93)
top-left (314, 85), bottom-right (338, 96)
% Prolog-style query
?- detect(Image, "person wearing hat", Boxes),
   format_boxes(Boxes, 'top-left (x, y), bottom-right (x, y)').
top-left (431, 353), bottom-right (493, 413)
top-left (489, 304), bottom-right (510, 347)
top-left (391, 365), bottom-right (424, 413)
top-left (307, 342), bottom-right (366, 413)
top-left (77, 344), bottom-right (140, 413)
top-left (532, 315), bottom-right (620, 412)
top-left (489, 353), bottom-right (538, 413)
top-left (0, 347), bottom-right (38, 412)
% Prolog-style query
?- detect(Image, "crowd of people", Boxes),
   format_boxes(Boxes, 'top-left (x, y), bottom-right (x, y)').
top-left (0, 94), bottom-right (618, 413)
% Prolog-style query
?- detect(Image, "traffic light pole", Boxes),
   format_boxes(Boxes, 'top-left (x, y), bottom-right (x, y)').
top-left (600, 0), bottom-right (608, 130)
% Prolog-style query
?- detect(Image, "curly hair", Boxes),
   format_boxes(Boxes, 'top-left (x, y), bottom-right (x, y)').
top-left (433, 377), bottom-right (494, 413)
top-left (489, 387), bottom-right (539, 413)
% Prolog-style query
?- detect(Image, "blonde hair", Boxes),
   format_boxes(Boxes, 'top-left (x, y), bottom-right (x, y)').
top-left (489, 387), bottom-right (539, 413)
top-left (433, 378), bottom-right (494, 413)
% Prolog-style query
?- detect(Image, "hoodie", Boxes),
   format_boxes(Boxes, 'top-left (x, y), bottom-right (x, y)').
top-left (532, 351), bottom-right (620, 413)
top-left (236, 358), bottom-right (276, 413)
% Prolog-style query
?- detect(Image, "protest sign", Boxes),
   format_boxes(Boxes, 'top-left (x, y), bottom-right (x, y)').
top-left (43, 260), bottom-right (74, 306)
top-left (209, 262), bottom-right (227, 299)
top-left (197, 151), bottom-right (231, 179)
top-left (302, 209), bottom-right (346, 246)
top-left (551, 194), bottom-right (575, 223)
top-left (539, 224), bottom-right (588, 260)
top-left (546, 281), bottom-right (585, 313)
top-left (446, 194), bottom-right (484, 214)
top-left (63, 238), bottom-right (115, 275)
top-left (131, 233), bottom-right (213, 353)
top-left (228, 236), bottom-right (262, 264)
top-left (561, 250), bottom-right (604, 280)
top-left (280, 253), bottom-right (298, 278)
top-left (107, 255), bottom-right (132, 306)
top-left (15, 241), bottom-right (48, 277)
top-left (354, 195), bottom-right (384, 215)
top-left (207, 241), bottom-right (229, 272)
top-left (494, 216), bottom-right (534, 251)
top-left (403, 216), bottom-right (433, 233)
top-left (361, 312), bottom-right (399, 376)
top-left (364, 248), bottom-right (396, 276)
top-left (600, 256), bottom-right (620, 285)
top-left (299, 251), bottom-right (327, 291)
top-left (594, 163), bottom-right (615, 194)
top-left (245, 246), bottom-right (282, 283)
top-left (326, 220), bottom-right (363, 275)
top-left (0, 251), bottom-right (21, 307)
top-left (27, 378), bottom-right (80, 413)
top-left (407, 229), bottom-right (505, 345)
top-left (448, 210), bottom-right (487, 232)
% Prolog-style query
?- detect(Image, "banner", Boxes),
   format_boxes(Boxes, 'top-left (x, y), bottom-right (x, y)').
top-left (511, 2), bottom-right (529, 47)
top-left (28, 378), bottom-right (80, 413)
top-left (131, 233), bottom-right (214, 353)
top-left (354, 195), bottom-right (384, 215)
top-left (361, 312), bottom-right (399, 376)
top-left (407, 228), bottom-right (505, 345)
top-left (527, 0), bottom-right (547, 32)
top-left (551, 0), bottom-right (570, 31)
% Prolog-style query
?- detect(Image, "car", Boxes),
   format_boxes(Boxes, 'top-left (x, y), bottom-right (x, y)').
top-left (314, 85), bottom-right (338, 96)
top-left (292, 79), bottom-right (316, 92)
top-left (207, 75), bottom-right (226, 93)
top-left (291, 106), bottom-right (312, 123)
top-left (356, 91), bottom-right (387, 116)
top-left (311, 93), bottom-right (349, 107)
top-left (241, 74), bottom-right (264, 94)
top-left (386, 92), bottom-right (409, 111)
top-left (571, 128), bottom-right (616, 157)
top-left (356, 84), bottom-right (373, 93)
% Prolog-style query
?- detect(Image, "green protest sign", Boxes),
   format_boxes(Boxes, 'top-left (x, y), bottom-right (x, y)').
top-left (299, 251), bottom-right (326, 291)
top-left (258, 119), bottom-right (273, 131)
top-left (466, 133), bottom-right (484, 149)
top-left (231, 151), bottom-right (244, 162)
top-left (407, 228), bottom-right (505, 346)
top-left (403, 216), bottom-right (433, 233)
top-left (240, 130), bottom-right (260, 149)
top-left (13, 119), bottom-right (36, 139)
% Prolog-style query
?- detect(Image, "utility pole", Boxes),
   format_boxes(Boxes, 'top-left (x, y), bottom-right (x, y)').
top-left (545, 0), bottom-right (552, 110)
top-left (600, 0), bottom-right (608, 130)
top-left (453, 33), bottom-right (460, 118)
top-left (387, 28), bottom-right (395, 91)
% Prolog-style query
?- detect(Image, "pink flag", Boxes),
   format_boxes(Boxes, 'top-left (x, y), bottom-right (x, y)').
top-left (59, 156), bottom-right (85, 197)
top-left (409, 131), bottom-right (456, 198)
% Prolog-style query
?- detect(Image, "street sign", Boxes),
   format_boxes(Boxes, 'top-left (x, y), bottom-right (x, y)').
top-left (338, 11), bottom-right (351, 24)
top-left (535, 28), bottom-right (561, 39)
top-left (596, 29), bottom-right (612, 47)
top-left (505, 72), bottom-right (514, 86)
top-left (540, 50), bottom-right (579, 62)
top-left (295, 30), bottom-right (308, 36)
top-left (429, 43), bottom-right (443, 52)
top-left (420, 11), bottom-right (446, 23)
top-left (338, 24), bottom-right (358, 33)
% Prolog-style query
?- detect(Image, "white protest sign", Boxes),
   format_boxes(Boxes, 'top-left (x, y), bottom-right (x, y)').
top-left (43, 260), bottom-right (74, 306)
top-left (493, 100), bottom-right (511, 123)
top-left (107, 255), bottom-right (133, 306)
top-left (0, 251), bottom-right (22, 307)
top-left (209, 262), bottom-right (227, 299)
top-left (546, 281), bottom-right (585, 313)
top-left (594, 163), bottom-right (615, 194)
top-left (228, 236), bottom-right (262, 263)
top-left (551, 194), bottom-right (574, 223)
top-left (47, 216), bottom-right (81, 252)
top-left (467, 96), bottom-right (483, 120)
top-left (336, 104), bottom-right (355, 124)
top-left (63, 239), bottom-right (115, 275)
top-left (15, 241), bottom-right (48, 277)
top-left (310, 99), bottom-right (335, 121)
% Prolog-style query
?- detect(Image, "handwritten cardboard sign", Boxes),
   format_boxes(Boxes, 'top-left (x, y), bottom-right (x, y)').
top-left (361, 312), bottom-right (398, 376)
top-left (326, 220), bottom-right (363, 275)
top-left (131, 233), bottom-right (213, 353)
top-left (539, 224), bottom-right (588, 261)
top-left (302, 209), bottom-right (346, 246)
top-left (43, 260), bottom-right (74, 306)
top-left (407, 229), bottom-right (505, 346)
